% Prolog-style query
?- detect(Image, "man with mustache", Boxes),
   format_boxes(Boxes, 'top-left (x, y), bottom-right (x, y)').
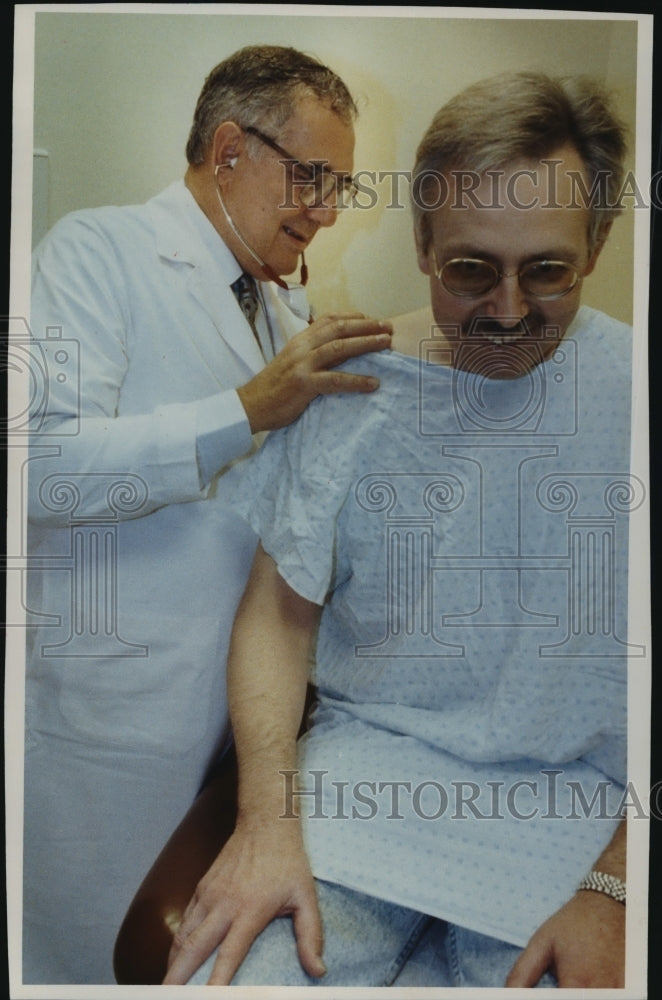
top-left (161, 71), bottom-right (634, 988)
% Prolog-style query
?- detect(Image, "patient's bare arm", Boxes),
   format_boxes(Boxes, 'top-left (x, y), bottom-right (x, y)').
top-left (163, 544), bottom-right (324, 986)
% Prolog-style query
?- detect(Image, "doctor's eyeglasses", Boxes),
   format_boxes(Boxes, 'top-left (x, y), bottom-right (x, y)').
top-left (243, 125), bottom-right (357, 208)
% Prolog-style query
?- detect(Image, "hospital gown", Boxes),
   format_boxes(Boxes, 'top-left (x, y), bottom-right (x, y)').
top-left (228, 304), bottom-right (636, 946)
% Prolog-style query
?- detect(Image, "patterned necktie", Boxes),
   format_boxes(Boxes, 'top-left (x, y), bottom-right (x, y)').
top-left (231, 272), bottom-right (259, 335)
top-left (231, 272), bottom-right (275, 360)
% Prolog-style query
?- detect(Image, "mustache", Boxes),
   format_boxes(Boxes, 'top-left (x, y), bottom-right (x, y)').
top-left (460, 315), bottom-right (546, 339)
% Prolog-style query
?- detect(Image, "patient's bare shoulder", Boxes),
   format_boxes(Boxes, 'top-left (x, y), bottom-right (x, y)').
top-left (390, 306), bottom-right (449, 360)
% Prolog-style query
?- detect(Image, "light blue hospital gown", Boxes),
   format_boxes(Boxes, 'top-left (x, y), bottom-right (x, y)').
top-left (228, 305), bottom-right (636, 947)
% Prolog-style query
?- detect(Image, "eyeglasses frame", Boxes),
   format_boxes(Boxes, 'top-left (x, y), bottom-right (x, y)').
top-left (242, 125), bottom-right (357, 207)
top-left (432, 248), bottom-right (581, 301)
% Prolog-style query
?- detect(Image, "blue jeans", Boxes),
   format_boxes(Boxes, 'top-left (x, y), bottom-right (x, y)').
top-left (187, 879), bottom-right (558, 987)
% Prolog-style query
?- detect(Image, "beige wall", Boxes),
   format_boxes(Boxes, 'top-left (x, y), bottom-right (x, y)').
top-left (29, 9), bottom-right (644, 324)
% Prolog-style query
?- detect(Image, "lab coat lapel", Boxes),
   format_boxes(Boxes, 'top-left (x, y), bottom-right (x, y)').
top-left (187, 264), bottom-right (264, 372)
top-left (151, 185), bottom-right (264, 374)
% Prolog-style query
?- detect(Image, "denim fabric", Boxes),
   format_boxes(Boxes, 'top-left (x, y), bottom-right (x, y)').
top-left (392, 919), bottom-right (557, 988)
top-left (187, 879), bottom-right (558, 988)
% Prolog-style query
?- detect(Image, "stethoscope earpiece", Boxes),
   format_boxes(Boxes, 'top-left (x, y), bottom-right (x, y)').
top-left (215, 157), bottom-right (238, 175)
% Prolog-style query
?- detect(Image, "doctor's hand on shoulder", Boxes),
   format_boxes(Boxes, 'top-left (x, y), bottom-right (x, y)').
top-left (238, 312), bottom-right (392, 433)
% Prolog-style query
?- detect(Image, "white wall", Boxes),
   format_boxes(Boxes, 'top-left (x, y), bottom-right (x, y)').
top-left (29, 7), bottom-right (644, 324)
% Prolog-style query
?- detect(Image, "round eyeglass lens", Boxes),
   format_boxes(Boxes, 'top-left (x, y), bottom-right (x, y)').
top-left (441, 259), bottom-right (498, 296)
top-left (520, 261), bottom-right (577, 298)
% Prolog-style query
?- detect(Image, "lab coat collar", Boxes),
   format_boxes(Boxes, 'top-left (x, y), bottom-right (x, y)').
top-left (149, 181), bottom-right (264, 371)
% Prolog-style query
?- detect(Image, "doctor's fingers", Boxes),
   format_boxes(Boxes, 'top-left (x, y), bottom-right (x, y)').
top-left (303, 313), bottom-right (393, 355)
top-left (307, 330), bottom-right (392, 377)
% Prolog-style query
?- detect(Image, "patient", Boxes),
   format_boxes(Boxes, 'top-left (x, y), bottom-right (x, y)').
top-left (160, 71), bottom-right (633, 988)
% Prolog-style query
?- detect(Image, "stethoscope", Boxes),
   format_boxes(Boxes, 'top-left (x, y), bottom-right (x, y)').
top-left (214, 160), bottom-right (308, 291)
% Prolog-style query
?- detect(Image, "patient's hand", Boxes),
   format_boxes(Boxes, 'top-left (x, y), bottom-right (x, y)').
top-left (162, 817), bottom-right (324, 985)
top-left (505, 889), bottom-right (625, 988)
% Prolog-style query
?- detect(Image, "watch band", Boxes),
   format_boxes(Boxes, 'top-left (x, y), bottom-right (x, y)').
top-left (577, 869), bottom-right (626, 905)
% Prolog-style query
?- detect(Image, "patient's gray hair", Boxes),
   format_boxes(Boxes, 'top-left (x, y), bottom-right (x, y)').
top-left (412, 71), bottom-right (628, 254)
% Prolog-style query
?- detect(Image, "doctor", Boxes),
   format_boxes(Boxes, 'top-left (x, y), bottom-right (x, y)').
top-left (24, 44), bottom-right (391, 985)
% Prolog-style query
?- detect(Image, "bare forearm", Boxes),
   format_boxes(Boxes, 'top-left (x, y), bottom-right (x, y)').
top-left (227, 543), bottom-right (320, 819)
top-left (163, 544), bottom-right (323, 985)
top-left (589, 818), bottom-right (626, 881)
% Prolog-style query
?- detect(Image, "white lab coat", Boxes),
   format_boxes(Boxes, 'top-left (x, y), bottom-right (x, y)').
top-left (23, 181), bottom-right (310, 983)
